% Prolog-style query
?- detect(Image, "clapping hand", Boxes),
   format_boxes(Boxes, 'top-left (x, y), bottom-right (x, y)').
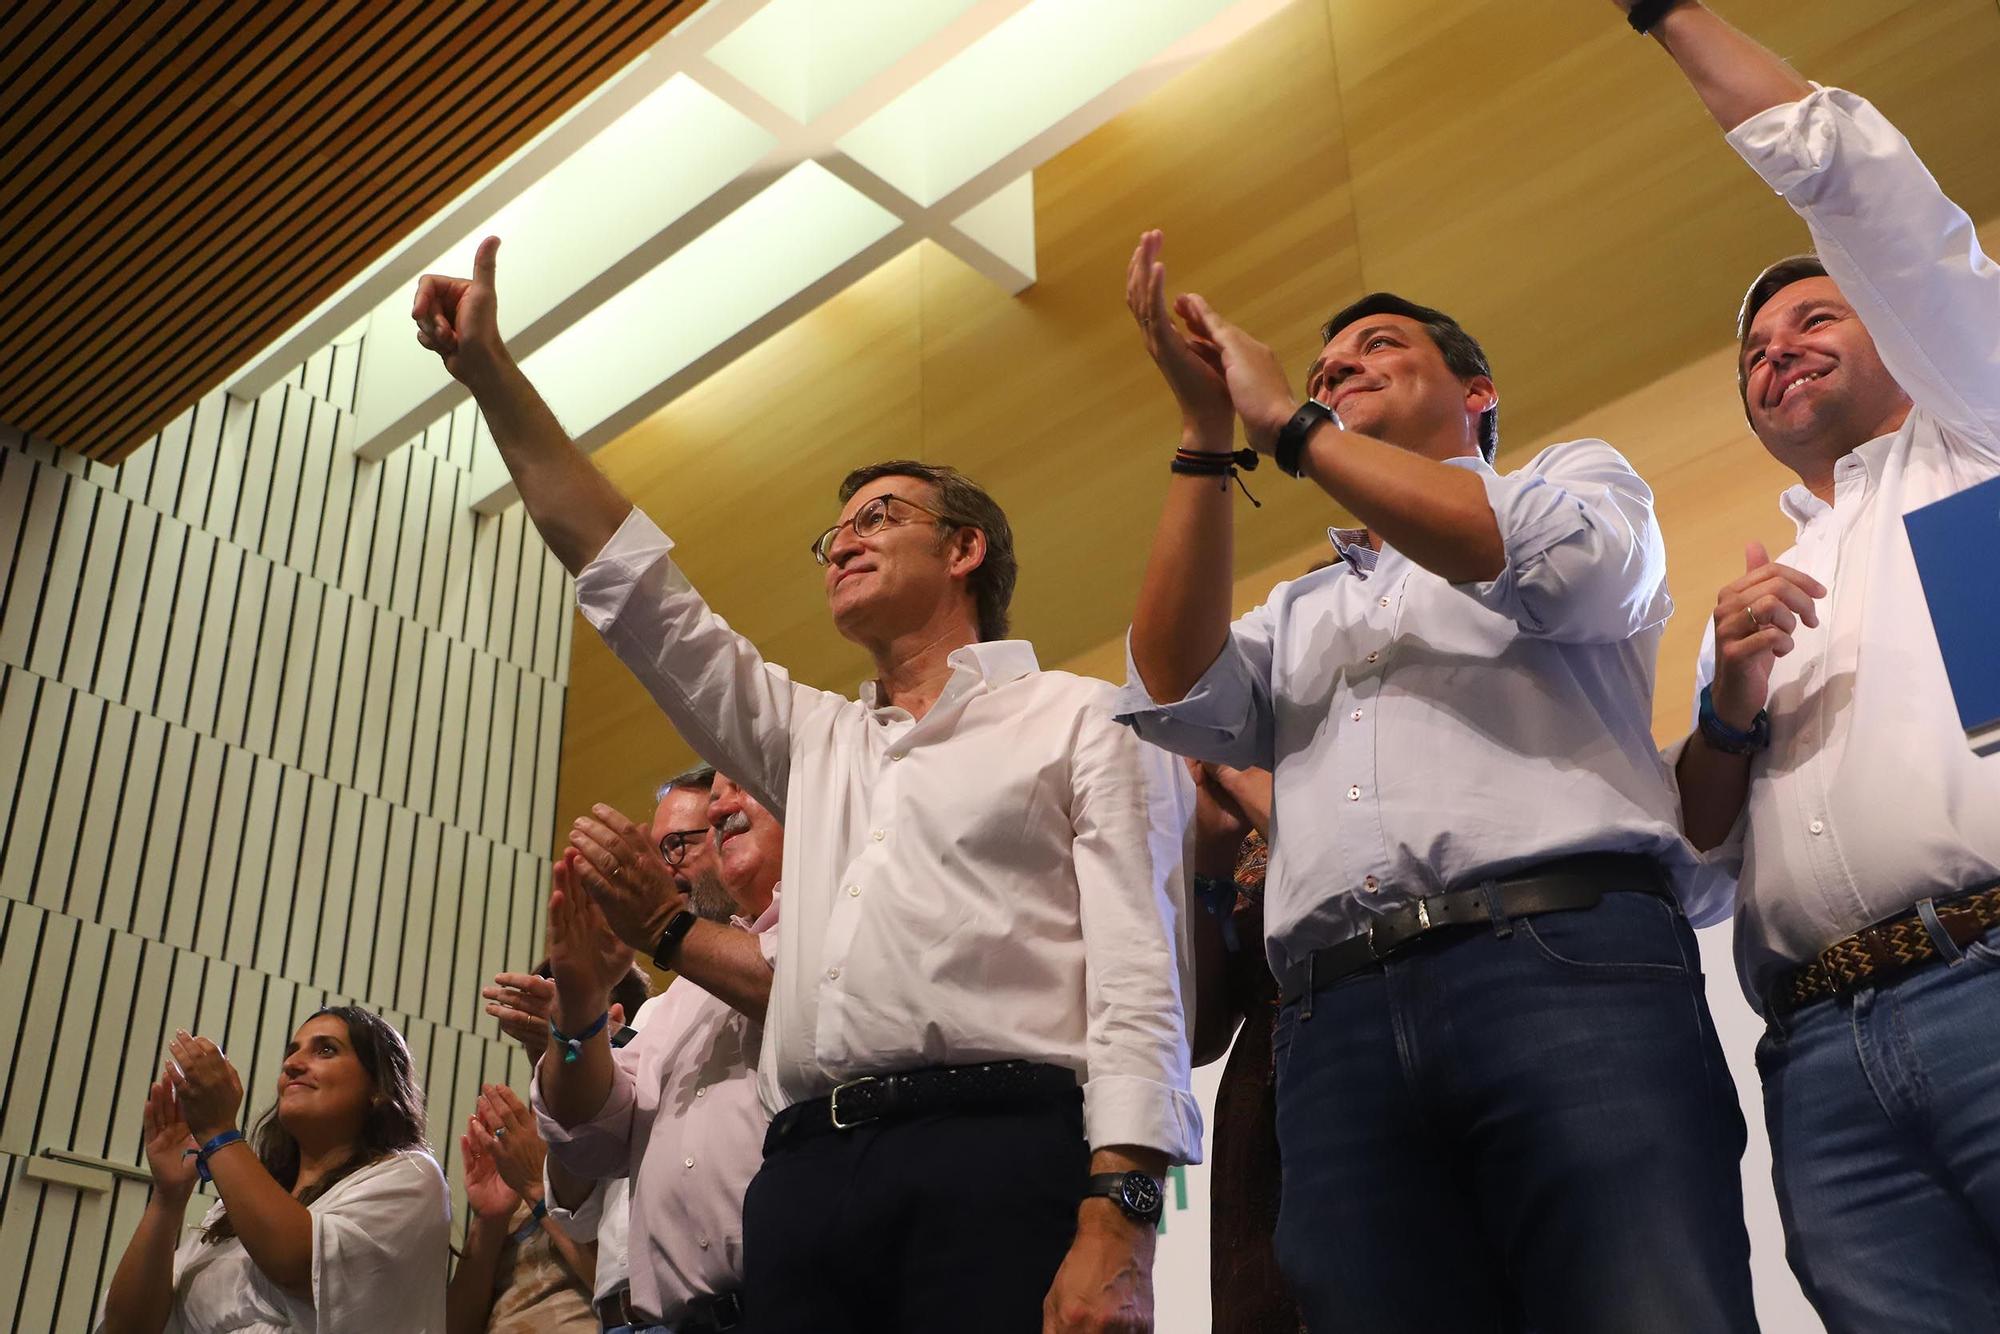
top-left (567, 804), bottom-right (691, 957)
top-left (484, 971), bottom-right (558, 1062)
top-left (460, 1117), bottom-right (521, 1222)
top-left (1125, 230), bottom-right (1233, 443)
top-left (166, 1031), bottom-right (242, 1144)
top-left (546, 854), bottom-right (639, 1029)
top-left (141, 1066), bottom-right (200, 1207)
top-left (473, 1084), bottom-right (547, 1202)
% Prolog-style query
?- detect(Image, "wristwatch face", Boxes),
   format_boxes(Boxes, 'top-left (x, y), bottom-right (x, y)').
top-left (1120, 1173), bottom-right (1163, 1220)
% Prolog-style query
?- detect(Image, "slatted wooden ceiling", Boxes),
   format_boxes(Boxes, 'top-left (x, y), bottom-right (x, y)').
top-left (0, 0), bottom-right (701, 464)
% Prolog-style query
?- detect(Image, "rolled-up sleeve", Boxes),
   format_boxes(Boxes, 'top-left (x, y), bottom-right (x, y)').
top-left (1668, 623), bottom-right (1750, 881)
top-left (575, 507), bottom-right (807, 818)
top-left (532, 1044), bottom-right (644, 1182)
top-left (1452, 441), bottom-right (1671, 644)
top-left (1111, 603), bottom-right (1278, 771)
top-left (1070, 694), bottom-right (1203, 1164)
top-left (1728, 87), bottom-right (2000, 458)
top-left (542, 1163), bottom-right (606, 1242)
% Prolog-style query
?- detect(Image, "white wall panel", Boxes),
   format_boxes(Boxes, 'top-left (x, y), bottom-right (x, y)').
top-left (0, 332), bottom-right (571, 1312)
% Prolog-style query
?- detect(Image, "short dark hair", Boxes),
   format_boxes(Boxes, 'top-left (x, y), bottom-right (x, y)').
top-left (1735, 254), bottom-right (1831, 401)
top-left (655, 764), bottom-right (716, 803)
top-left (837, 460), bottom-right (1017, 641)
top-left (1320, 293), bottom-right (1498, 462)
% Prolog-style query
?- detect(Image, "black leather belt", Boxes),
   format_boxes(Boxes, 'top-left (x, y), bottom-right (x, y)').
top-left (595, 1287), bottom-right (743, 1332)
top-left (765, 1059), bottom-right (1079, 1153)
top-left (1275, 853), bottom-right (1673, 1005)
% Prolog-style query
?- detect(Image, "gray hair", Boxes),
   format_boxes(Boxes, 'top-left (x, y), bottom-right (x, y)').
top-left (654, 763), bottom-right (716, 804)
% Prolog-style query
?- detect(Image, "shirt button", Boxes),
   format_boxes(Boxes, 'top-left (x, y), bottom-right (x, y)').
top-left (827, 967), bottom-right (841, 980)
top-left (684, 1157), bottom-right (695, 1169)
top-left (890, 752), bottom-right (904, 762)
top-left (1378, 597), bottom-right (1391, 608)
top-left (1351, 709), bottom-right (1363, 722)
top-left (871, 829), bottom-right (885, 842)
top-left (698, 1237), bottom-right (710, 1250)
top-left (1809, 818), bottom-right (1825, 835)
top-left (848, 885), bottom-right (861, 898)
top-left (1363, 875), bottom-right (1379, 892)
top-left (1347, 786), bottom-right (1361, 801)
top-left (1365, 651), bottom-right (1380, 664)
top-left (696, 1086), bottom-right (706, 1097)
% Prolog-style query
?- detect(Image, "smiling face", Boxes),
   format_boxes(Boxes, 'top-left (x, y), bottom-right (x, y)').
top-left (707, 772), bottom-right (780, 917)
top-left (1306, 314), bottom-right (1494, 462)
top-left (819, 477), bottom-right (984, 649)
top-left (275, 1014), bottom-right (374, 1146)
top-left (1740, 276), bottom-right (1912, 469)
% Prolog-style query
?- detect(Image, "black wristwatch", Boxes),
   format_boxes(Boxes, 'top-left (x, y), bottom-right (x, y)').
top-left (1626, 0), bottom-right (1690, 35)
top-left (1083, 1171), bottom-right (1165, 1226)
top-left (1273, 399), bottom-right (1338, 478)
top-left (651, 907), bottom-right (699, 967)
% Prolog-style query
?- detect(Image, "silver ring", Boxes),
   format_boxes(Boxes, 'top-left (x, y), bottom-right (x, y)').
top-left (493, 1124), bottom-right (507, 1141)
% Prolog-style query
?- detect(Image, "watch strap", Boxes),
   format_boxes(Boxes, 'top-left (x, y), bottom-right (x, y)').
top-left (1083, 1170), bottom-right (1164, 1224)
top-left (1627, 0), bottom-right (1690, 35)
top-left (1698, 684), bottom-right (1770, 755)
top-left (651, 908), bottom-right (699, 968)
top-left (1274, 399), bottom-right (1337, 478)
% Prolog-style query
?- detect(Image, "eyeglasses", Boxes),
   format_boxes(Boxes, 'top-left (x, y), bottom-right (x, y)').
top-left (657, 827), bottom-right (712, 867)
top-left (810, 493), bottom-right (955, 567)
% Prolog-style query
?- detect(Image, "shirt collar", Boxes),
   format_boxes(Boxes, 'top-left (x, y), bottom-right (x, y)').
top-left (859, 640), bottom-right (1040, 708)
top-left (1777, 432), bottom-right (1894, 533)
top-left (731, 886), bottom-right (780, 935)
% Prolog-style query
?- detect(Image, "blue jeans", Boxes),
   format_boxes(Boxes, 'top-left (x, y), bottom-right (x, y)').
top-left (1272, 890), bottom-right (1759, 1333)
top-left (1759, 921), bottom-right (2000, 1332)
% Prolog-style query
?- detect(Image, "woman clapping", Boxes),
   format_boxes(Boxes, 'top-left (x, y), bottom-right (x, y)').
top-left (98, 1006), bottom-right (449, 1333)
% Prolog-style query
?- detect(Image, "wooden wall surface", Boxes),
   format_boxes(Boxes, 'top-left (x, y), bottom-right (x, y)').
top-left (556, 0), bottom-right (2000, 825)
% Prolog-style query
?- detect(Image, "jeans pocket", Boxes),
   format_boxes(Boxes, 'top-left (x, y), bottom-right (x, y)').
top-left (1961, 924), bottom-right (2000, 968)
top-left (1518, 892), bottom-right (1692, 978)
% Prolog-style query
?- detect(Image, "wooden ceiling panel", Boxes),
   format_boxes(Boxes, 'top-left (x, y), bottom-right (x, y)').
top-left (0, 0), bottom-right (703, 463)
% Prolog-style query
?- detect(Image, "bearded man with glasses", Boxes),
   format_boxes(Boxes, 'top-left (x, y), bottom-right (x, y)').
top-left (414, 242), bottom-right (1199, 1334)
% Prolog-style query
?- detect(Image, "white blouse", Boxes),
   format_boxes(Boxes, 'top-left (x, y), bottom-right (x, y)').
top-left (106, 1149), bottom-right (450, 1334)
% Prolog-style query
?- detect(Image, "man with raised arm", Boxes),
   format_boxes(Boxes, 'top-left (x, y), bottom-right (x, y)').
top-left (1621, 1), bottom-right (2000, 1325)
top-left (1112, 232), bottom-right (1758, 1329)
top-left (413, 243), bottom-right (1198, 1334)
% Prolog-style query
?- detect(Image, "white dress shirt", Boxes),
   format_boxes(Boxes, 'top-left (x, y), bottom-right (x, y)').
top-left (573, 511), bottom-right (1201, 1164)
top-left (1684, 87), bottom-right (2000, 1010)
top-left (100, 1150), bottom-right (450, 1334)
top-left (533, 901), bottom-right (778, 1324)
top-left (1116, 444), bottom-right (1711, 978)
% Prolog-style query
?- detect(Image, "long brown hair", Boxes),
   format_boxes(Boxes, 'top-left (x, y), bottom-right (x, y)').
top-left (201, 1006), bottom-right (428, 1243)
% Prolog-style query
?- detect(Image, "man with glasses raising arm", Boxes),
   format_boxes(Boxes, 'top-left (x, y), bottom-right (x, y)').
top-left (413, 240), bottom-right (1200, 1334)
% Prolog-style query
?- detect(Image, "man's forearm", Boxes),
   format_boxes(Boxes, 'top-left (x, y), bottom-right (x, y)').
top-left (1648, 3), bottom-right (1814, 131)
top-left (1296, 423), bottom-right (1505, 582)
top-left (670, 920), bottom-right (775, 1023)
top-left (1129, 433), bottom-right (1239, 705)
top-left (535, 1000), bottom-right (617, 1128)
top-left (462, 354), bottom-right (632, 575)
top-left (1674, 732), bottom-right (1754, 852)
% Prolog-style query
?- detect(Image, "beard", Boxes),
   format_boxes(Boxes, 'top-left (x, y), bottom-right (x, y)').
top-left (685, 868), bottom-right (738, 924)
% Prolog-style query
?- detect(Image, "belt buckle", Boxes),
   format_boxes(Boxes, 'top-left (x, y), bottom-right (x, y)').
top-left (828, 1075), bottom-right (880, 1130)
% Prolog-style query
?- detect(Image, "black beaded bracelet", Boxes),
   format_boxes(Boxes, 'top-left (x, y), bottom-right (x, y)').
top-left (1627, 0), bottom-right (1689, 35)
top-left (1171, 447), bottom-right (1262, 507)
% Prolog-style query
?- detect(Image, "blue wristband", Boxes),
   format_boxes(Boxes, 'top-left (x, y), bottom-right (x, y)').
top-left (548, 1011), bottom-right (609, 1063)
top-left (1698, 684), bottom-right (1770, 755)
top-left (510, 1197), bottom-right (549, 1245)
top-left (1192, 874), bottom-right (1242, 953)
top-left (187, 1128), bottom-right (245, 1184)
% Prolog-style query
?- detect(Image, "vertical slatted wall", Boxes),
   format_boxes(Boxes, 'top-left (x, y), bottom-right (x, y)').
top-left (0, 333), bottom-right (574, 1328)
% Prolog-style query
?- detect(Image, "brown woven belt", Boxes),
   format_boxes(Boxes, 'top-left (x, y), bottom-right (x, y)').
top-left (1772, 882), bottom-right (2000, 1017)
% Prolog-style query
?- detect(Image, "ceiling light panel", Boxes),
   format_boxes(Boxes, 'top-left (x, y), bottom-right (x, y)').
top-left (706, 0), bottom-right (980, 125)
